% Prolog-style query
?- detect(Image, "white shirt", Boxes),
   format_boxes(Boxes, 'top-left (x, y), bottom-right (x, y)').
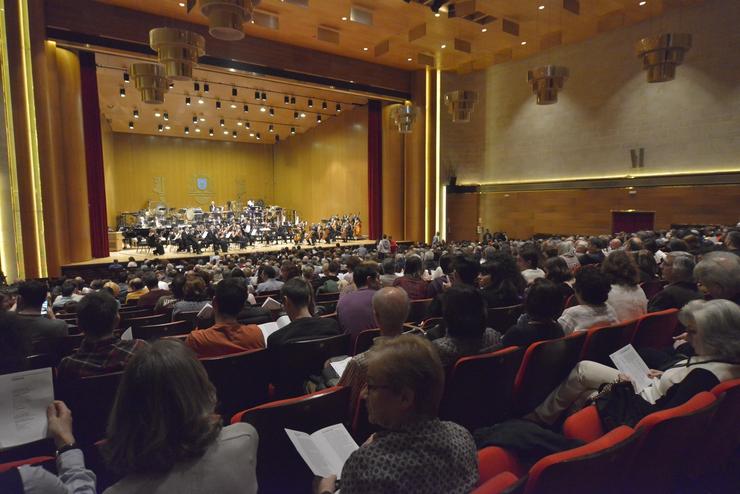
top-left (558, 304), bottom-right (620, 334)
top-left (640, 357), bottom-right (740, 404)
top-left (606, 284), bottom-right (648, 322)
top-left (19, 448), bottom-right (96, 494)
top-left (521, 268), bottom-right (546, 284)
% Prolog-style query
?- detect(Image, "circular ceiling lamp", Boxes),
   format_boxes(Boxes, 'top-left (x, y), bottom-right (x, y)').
top-left (390, 101), bottom-right (418, 134)
top-left (527, 65), bottom-right (569, 105)
top-left (635, 33), bottom-right (692, 83)
top-left (149, 27), bottom-right (206, 80)
top-left (131, 63), bottom-right (169, 104)
top-left (444, 90), bottom-right (478, 122)
top-left (199, 0), bottom-right (261, 41)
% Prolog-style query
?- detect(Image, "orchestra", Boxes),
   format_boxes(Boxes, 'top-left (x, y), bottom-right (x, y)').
top-left (118, 201), bottom-right (361, 254)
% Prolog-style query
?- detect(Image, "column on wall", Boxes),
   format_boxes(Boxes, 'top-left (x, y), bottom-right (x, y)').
top-left (381, 102), bottom-right (404, 241)
top-left (367, 100), bottom-right (382, 239)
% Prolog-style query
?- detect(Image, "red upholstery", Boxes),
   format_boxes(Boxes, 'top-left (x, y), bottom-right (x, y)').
top-left (630, 309), bottom-right (679, 350)
top-left (200, 349), bottom-right (270, 421)
top-left (472, 472), bottom-right (521, 494)
top-left (486, 304), bottom-right (524, 333)
top-left (580, 320), bottom-right (637, 365)
top-left (523, 426), bottom-right (640, 494)
top-left (0, 456), bottom-right (55, 473)
top-left (513, 332), bottom-right (586, 415)
top-left (440, 346), bottom-right (524, 431)
top-left (562, 405), bottom-right (605, 443)
top-left (478, 446), bottom-right (526, 483)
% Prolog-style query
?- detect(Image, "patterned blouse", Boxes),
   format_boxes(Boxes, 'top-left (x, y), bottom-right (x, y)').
top-left (340, 419), bottom-right (478, 494)
top-left (433, 328), bottom-right (503, 368)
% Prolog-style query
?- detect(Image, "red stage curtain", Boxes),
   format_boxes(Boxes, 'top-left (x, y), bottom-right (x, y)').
top-left (79, 52), bottom-right (110, 258)
top-left (368, 100), bottom-right (382, 239)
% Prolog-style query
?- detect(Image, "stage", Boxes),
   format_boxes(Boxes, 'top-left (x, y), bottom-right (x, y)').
top-left (60, 239), bottom-right (412, 279)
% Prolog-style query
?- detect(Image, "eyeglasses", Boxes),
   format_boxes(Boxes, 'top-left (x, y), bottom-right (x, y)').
top-left (366, 383), bottom-right (393, 392)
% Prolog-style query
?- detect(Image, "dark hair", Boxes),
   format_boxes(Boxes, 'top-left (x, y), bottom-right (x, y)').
top-left (668, 238), bottom-right (689, 252)
top-left (327, 261), bottom-right (340, 274)
top-left (602, 250), bottom-right (639, 286)
top-left (481, 252), bottom-right (526, 296)
top-left (525, 279), bottom-right (564, 320)
top-left (544, 256), bottom-right (572, 284)
top-left (214, 278), bottom-right (247, 317)
top-left (353, 261), bottom-right (379, 288)
top-left (183, 277), bottom-right (206, 302)
top-left (574, 266), bottom-right (612, 305)
top-left (404, 256), bottom-right (422, 277)
top-left (0, 312), bottom-right (29, 374)
top-left (280, 261), bottom-right (300, 281)
top-left (443, 285), bottom-right (486, 339)
top-left (346, 256), bottom-right (362, 272)
top-left (77, 292), bottom-right (119, 337)
top-left (104, 340), bottom-right (221, 475)
top-left (438, 254), bottom-right (453, 275)
top-left (452, 255), bottom-right (480, 285)
top-left (61, 281), bottom-right (76, 297)
top-left (17, 280), bottom-right (47, 308)
top-left (518, 245), bottom-right (540, 269)
top-left (281, 277), bottom-right (311, 308)
top-left (262, 265), bottom-right (277, 279)
top-left (589, 237), bottom-right (607, 250)
top-left (381, 257), bottom-right (395, 275)
top-left (129, 278), bottom-right (145, 291)
top-left (143, 273), bottom-right (159, 289)
top-left (169, 275), bottom-right (186, 299)
top-left (635, 250), bottom-right (658, 279)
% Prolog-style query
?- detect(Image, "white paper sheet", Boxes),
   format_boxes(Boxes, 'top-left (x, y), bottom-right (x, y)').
top-left (120, 327), bottom-right (133, 341)
top-left (258, 315), bottom-right (290, 345)
top-left (0, 368), bottom-right (54, 449)
top-left (261, 297), bottom-right (282, 310)
top-left (329, 356), bottom-right (353, 379)
top-left (610, 344), bottom-right (655, 394)
top-left (285, 423), bottom-right (359, 478)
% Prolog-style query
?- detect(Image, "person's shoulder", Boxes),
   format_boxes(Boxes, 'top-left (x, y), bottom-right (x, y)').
top-left (221, 422), bottom-right (259, 442)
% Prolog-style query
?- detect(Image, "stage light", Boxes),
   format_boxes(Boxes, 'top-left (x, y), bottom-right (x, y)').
top-left (133, 109), bottom-right (139, 119)
top-left (199, 116), bottom-right (206, 122)
top-left (300, 112), bottom-right (306, 118)
top-left (322, 101), bottom-right (328, 110)
top-left (204, 83), bottom-right (210, 93)
top-left (120, 88), bottom-right (126, 97)
top-left (193, 115), bottom-right (198, 123)
top-left (308, 99), bottom-right (313, 108)
top-left (243, 104), bottom-right (249, 112)
top-left (336, 103), bottom-right (341, 112)
top-left (230, 103), bottom-right (237, 109)
top-left (284, 95), bottom-right (290, 104)
top-left (290, 127), bottom-right (296, 135)
top-left (317, 114), bottom-right (322, 123)
top-left (245, 122), bottom-right (250, 129)
top-left (165, 125), bottom-right (171, 130)
top-left (194, 82), bottom-right (200, 91)
top-left (233, 131), bottom-right (237, 138)
top-left (237, 121), bottom-right (243, 126)
top-left (260, 106), bottom-right (266, 113)
top-left (255, 91), bottom-right (260, 99)
top-left (195, 128), bottom-right (201, 133)
top-left (163, 112), bottom-right (169, 121)
top-left (154, 111), bottom-right (161, 117)
top-left (186, 96), bottom-right (191, 105)
top-left (158, 124), bottom-right (163, 132)
top-left (220, 118), bottom-right (225, 127)
top-left (128, 121), bottom-right (134, 129)
top-left (123, 72), bottom-right (130, 83)
top-left (290, 96), bottom-right (296, 105)
top-left (216, 101), bottom-right (221, 109)
top-left (232, 87), bottom-right (238, 97)
top-left (269, 124), bottom-right (274, 132)
top-left (168, 82), bottom-right (174, 89)
top-left (224, 130), bottom-right (229, 135)
top-left (261, 92), bottom-right (267, 101)
top-left (209, 128), bottom-right (214, 136)
top-left (198, 98), bottom-right (204, 105)
top-left (185, 126), bottom-right (189, 134)
top-left (249, 132), bottom-right (255, 137)
top-left (269, 108), bottom-right (275, 117)
top-left (256, 133), bottom-right (261, 140)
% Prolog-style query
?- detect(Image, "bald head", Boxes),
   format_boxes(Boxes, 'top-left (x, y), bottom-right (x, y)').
top-left (372, 287), bottom-right (410, 336)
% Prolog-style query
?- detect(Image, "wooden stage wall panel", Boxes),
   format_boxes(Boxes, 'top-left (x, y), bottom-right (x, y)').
top-left (273, 106), bottom-right (369, 226)
top-left (448, 184), bottom-right (740, 240)
top-left (105, 132), bottom-right (275, 219)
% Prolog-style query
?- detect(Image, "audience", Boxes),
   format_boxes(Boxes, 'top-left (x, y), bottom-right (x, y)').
top-left (601, 250), bottom-right (648, 321)
top-left (558, 267), bottom-right (619, 334)
top-left (544, 256), bottom-right (575, 302)
top-left (579, 237), bottom-right (606, 266)
top-left (52, 280), bottom-right (81, 309)
top-left (136, 273), bottom-right (170, 308)
top-left (13, 280), bottom-right (68, 340)
top-left (502, 279), bottom-right (564, 348)
top-left (172, 277), bottom-right (209, 318)
top-left (103, 340), bottom-right (258, 493)
top-left (317, 335), bottom-right (478, 494)
top-left (267, 278), bottom-right (340, 347)
top-left (256, 265), bottom-right (283, 294)
top-left (336, 261), bottom-right (381, 340)
top-left (479, 252), bottom-right (526, 308)
top-left (648, 251), bottom-right (702, 312)
top-left (124, 278), bottom-right (148, 304)
top-left (0, 311), bottom-right (30, 374)
top-left (694, 251), bottom-right (740, 304)
top-left (378, 257), bottom-right (398, 288)
top-left (185, 278), bottom-right (264, 357)
top-left (153, 274), bottom-right (185, 313)
top-left (392, 255), bottom-right (428, 300)
top-left (57, 292), bottom-right (147, 380)
top-left (317, 261), bottom-right (342, 294)
top-left (517, 245), bottom-right (545, 284)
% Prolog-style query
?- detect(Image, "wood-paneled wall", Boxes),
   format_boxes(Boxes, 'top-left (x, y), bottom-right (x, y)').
top-left (382, 103), bottom-right (404, 241)
top-left (448, 185), bottom-right (740, 240)
top-left (273, 106), bottom-right (369, 226)
top-left (105, 134), bottom-right (274, 221)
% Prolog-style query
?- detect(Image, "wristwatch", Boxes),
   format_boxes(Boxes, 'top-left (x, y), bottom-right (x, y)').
top-left (56, 442), bottom-right (79, 456)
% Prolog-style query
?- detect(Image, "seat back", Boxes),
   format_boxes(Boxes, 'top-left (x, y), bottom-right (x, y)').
top-left (316, 291), bottom-right (340, 303)
top-left (524, 426), bottom-right (642, 494)
top-left (564, 294), bottom-right (578, 309)
top-left (580, 320), bottom-right (637, 365)
top-left (513, 332), bottom-right (586, 415)
top-left (25, 353), bottom-right (57, 370)
top-left (406, 298), bottom-right (433, 323)
top-left (132, 320), bottom-right (190, 340)
top-left (630, 309), bottom-right (679, 350)
top-left (56, 372), bottom-right (123, 446)
top-left (487, 304), bottom-right (524, 333)
top-left (353, 328), bottom-right (380, 355)
top-left (234, 386), bottom-right (351, 494)
top-left (123, 313), bottom-right (168, 330)
top-left (272, 333), bottom-right (350, 398)
top-left (172, 310), bottom-right (199, 330)
top-left (200, 349), bottom-right (270, 421)
top-left (441, 346), bottom-right (524, 431)
top-left (629, 392), bottom-right (718, 493)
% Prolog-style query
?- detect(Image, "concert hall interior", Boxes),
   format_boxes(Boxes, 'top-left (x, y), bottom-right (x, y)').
top-left (0, 0), bottom-right (739, 278)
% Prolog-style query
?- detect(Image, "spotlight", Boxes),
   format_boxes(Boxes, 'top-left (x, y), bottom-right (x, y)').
top-left (284, 95), bottom-right (290, 104)
top-left (336, 103), bottom-right (341, 112)
top-left (216, 101), bottom-right (221, 109)
top-left (237, 121), bottom-right (243, 126)
top-left (133, 109), bottom-right (139, 119)
top-left (317, 115), bottom-right (322, 123)
top-left (119, 88), bottom-right (126, 97)
top-left (256, 133), bottom-right (261, 140)
top-left (154, 111), bottom-right (161, 117)
top-left (230, 103), bottom-right (237, 109)
top-left (232, 131), bottom-right (237, 138)
top-left (194, 82), bottom-right (200, 91)
top-left (300, 112), bottom-right (306, 118)
top-left (123, 72), bottom-right (130, 83)
top-left (322, 101), bottom-right (328, 110)
top-left (290, 96), bottom-right (296, 105)
top-left (261, 92), bottom-right (267, 101)
top-left (186, 96), bottom-right (191, 105)
top-left (269, 124), bottom-right (274, 132)
top-left (158, 124), bottom-right (163, 132)
top-left (165, 125), bottom-right (171, 130)
top-left (243, 104), bottom-right (249, 113)
top-left (232, 87), bottom-right (238, 97)
top-left (308, 99), bottom-right (313, 108)
top-left (128, 121), bottom-right (134, 129)
top-left (224, 130), bottom-right (229, 135)
top-left (269, 108), bottom-right (275, 117)
top-left (185, 126), bottom-right (190, 134)
top-left (260, 107), bottom-right (266, 113)
top-left (168, 82), bottom-right (174, 89)
top-left (199, 116), bottom-right (206, 122)
top-left (198, 99), bottom-right (204, 105)
top-left (209, 128), bottom-right (214, 136)
top-left (290, 127), bottom-right (296, 135)
top-left (193, 115), bottom-right (198, 124)
top-left (220, 118), bottom-right (225, 127)
top-left (245, 122), bottom-right (251, 129)
top-left (195, 128), bottom-right (201, 133)
top-left (204, 83), bottom-right (210, 93)
top-left (163, 112), bottom-right (169, 121)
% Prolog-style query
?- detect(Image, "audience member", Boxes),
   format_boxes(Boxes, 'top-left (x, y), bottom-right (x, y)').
top-left (256, 265), bottom-right (284, 294)
top-left (267, 278), bottom-right (340, 347)
top-left (172, 277), bottom-right (209, 319)
top-left (602, 250), bottom-right (648, 321)
top-left (694, 251), bottom-right (740, 304)
top-left (479, 252), bottom-right (526, 308)
top-left (317, 260), bottom-right (341, 294)
top-left (635, 249), bottom-right (659, 284)
top-left (52, 281), bottom-right (81, 310)
top-left (558, 240), bottom-right (581, 271)
top-left (317, 335), bottom-right (478, 494)
top-left (0, 311), bottom-right (30, 374)
top-left (103, 340), bottom-right (258, 493)
top-left (336, 262), bottom-right (381, 340)
top-left (392, 255), bottom-right (428, 300)
top-left (153, 274), bottom-right (186, 313)
top-left (579, 237), bottom-right (606, 266)
top-left (136, 273), bottom-right (171, 308)
top-left (124, 278), bottom-right (148, 304)
top-left (426, 254), bottom-right (452, 298)
top-left (379, 257), bottom-right (398, 288)
top-left (502, 279), bottom-right (564, 348)
top-left (13, 280), bottom-right (68, 340)
top-left (558, 267), bottom-right (619, 334)
top-left (517, 245), bottom-right (545, 284)
top-left (185, 278), bottom-right (264, 357)
top-left (648, 251), bottom-right (702, 312)
top-left (544, 256), bottom-right (575, 302)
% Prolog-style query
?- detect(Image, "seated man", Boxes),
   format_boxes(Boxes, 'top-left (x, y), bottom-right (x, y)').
top-left (256, 265), bottom-right (284, 294)
top-left (648, 251), bottom-right (702, 312)
top-left (14, 280), bottom-right (68, 341)
top-left (317, 335), bottom-right (478, 494)
top-left (52, 281), bottom-right (80, 310)
top-left (316, 261), bottom-right (341, 294)
top-left (124, 278), bottom-right (148, 304)
top-left (136, 272), bottom-right (171, 308)
top-left (57, 292), bottom-right (147, 380)
top-left (336, 262), bottom-right (381, 342)
top-left (336, 287), bottom-right (411, 413)
top-left (185, 278), bottom-right (265, 357)
top-left (267, 278), bottom-right (340, 348)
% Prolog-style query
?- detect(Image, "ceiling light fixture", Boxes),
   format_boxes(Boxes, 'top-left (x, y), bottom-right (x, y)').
top-left (308, 99), bottom-right (313, 108)
top-left (232, 87), bottom-right (238, 97)
top-left (133, 109), bottom-right (139, 119)
top-left (186, 96), bottom-right (191, 105)
top-left (200, 116), bottom-right (206, 122)
top-left (123, 72), bottom-right (130, 83)
top-left (165, 125), bottom-right (171, 130)
top-left (119, 88), bottom-right (126, 97)
top-left (193, 115), bottom-right (198, 123)
top-left (336, 103), bottom-right (341, 112)
top-left (290, 96), bottom-right (296, 105)
top-left (199, 0), bottom-right (259, 41)
top-left (194, 82), bottom-right (200, 91)
top-left (198, 98), bottom-right (205, 104)
top-left (233, 131), bottom-right (237, 138)
top-left (636, 33), bottom-right (692, 82)
top-left (158, 124), bottom-right (163, 132)
top-left (185, 126), bottom-right (190, 134)
top-left (149, 28), bottom-right (205, 80)
top-left (316, 115), bottom-right (322, 123)
top-left (527, 66), bottom-right (569, 104)
top-left (256, 133), bottom-right (261, 140)
top-left (163, 112), bottom-right (169, 121)
top-left (154, 111), bottom-right (162, 118)
top-left (224, 130), bottom-right (229, 135)
top-left (129, 121), bottom-right (134, 129)
top-left (539, 5), bottom-right (545, 10)
top-left (245, 122), bottom-right (250, 129)
top-left (521, 41), bottom-right (527, 45)
top-left (261, 92), bottom-right (267, 101)
top-left (243, 104), bottom-right (249, 112)
top-left (294, 111), bottom-right (299, 119)
top-left (216, 100), bottom-right (221, 109)
top-left (322, 101), bottom-right (328, 110)
top-left (269, 124), bottom-right (274, 132)
top-left (290, 127), bottom-right (296, 135)
top-left (195, 128), bottom-right (201, 133)
top-left (441, 44), bottom-right (446, 49)
top-left (260, 106), bottom-right (267, 113)
top-left (209, 128), bottom-right (214, 136)
top-left (230, 103), bottom-right (237, 109)
top-left (204, 83), bottom-right (210, 93)
top-left (269, 108), bottom-right (275, 116)
top-left (481, 28), bottom-right (487, 33)
top-left (391, 101), bottom-right (418, 133)
top-left (220, 118), bottom-right (225, 126)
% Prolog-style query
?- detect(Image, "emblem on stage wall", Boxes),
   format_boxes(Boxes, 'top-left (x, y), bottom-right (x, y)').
top-left (189, 174), bottom-right (214, 205)
top-left (197, 177), bottom-right (208, 191)
top-left (153, 176), bottom-right (166, 203)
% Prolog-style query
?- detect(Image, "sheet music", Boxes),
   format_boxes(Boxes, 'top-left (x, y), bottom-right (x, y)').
top-left (610, 344), bottom-right (656, 394)
top-left (285, 424), bottom-right (359, 478)
top-left (330, 356), bottom-right (353, 379)
top-left (0, 368), bottom-right (54, 449)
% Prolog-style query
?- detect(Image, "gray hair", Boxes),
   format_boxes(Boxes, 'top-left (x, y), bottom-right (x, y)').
top-left (558, 241), bottom-right (575, 256)
top-left (678, 299), bottom-right (740, 361)
top-left (694, 251), bottom-right (740, 297)
top-left (667, 251), bottom-right (695, 283)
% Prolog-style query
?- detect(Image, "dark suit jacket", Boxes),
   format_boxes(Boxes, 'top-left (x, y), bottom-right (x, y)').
top-left (647, 282), bottom-right (702, 313)
top-left (267, 316), bottom-right (340, 348)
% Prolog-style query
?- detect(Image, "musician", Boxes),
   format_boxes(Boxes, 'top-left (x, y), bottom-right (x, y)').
top-left (277, 222), bottom-right (289, 244)
top-left (146, 229), bottom-right (165, 256)
top-left (209, 201), bottom-right (217, 213)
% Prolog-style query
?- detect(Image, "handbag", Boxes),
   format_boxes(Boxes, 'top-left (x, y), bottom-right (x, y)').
top-left (592, 381), bottom-right (654, 432)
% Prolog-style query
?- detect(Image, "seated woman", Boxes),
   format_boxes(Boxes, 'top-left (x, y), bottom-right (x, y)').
top-left (602, 250), bottom-right (648, 322)
top-left (316, 335), bottom-right (478, 494)
top-left (502, 279), bottom-right (564, 348)
top-left (103, 340), bottom-right (258, 494)
top-left (171, 276), bottom-right (210, 319)
top-left (635, 249), bottom-right (659, 284)
top-left (544, 256), bottom-right (575, 303)
top-left (392, 255), bottom-right (429, 300)
top-left (433, 285), bottom-right (502, 367)
top-left (529, 299), bottom-right (740, 426)
top-left (557, 266), bottom-right (619, 334)
top-left (478, 252), bottom-right (526, 308)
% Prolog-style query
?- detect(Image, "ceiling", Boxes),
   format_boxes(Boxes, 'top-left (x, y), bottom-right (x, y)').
top-left (97, 52), bottom-right (369, 144)
top-left (94, 0), bottom-right (699, 71)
